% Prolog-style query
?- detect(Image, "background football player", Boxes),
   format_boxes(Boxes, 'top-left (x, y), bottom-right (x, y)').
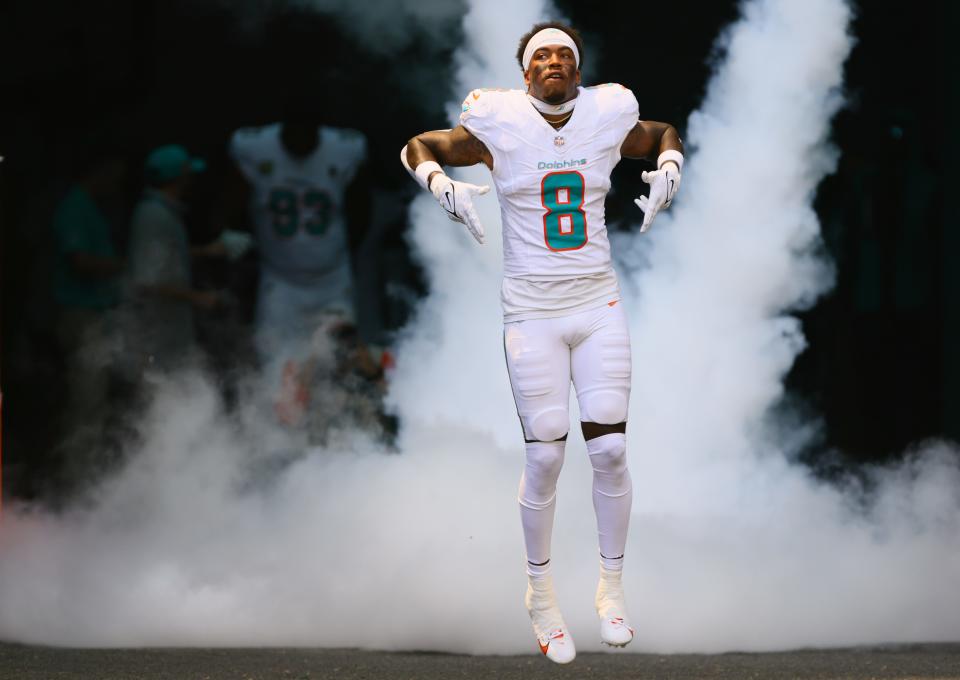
top-left (224, 105), bottom-right (373, 427)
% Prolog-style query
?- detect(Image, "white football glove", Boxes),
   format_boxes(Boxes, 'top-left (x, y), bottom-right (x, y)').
top-left (634, 163), bottom-right (681, 233)
top-left (429, 173), bottom-right (490, 244)
top-left (218, 229), bottom-right (253, 261)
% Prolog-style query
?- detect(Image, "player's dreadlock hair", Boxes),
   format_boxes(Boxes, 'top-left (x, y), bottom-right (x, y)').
top-left (516, 21), bottom-right (585, 71)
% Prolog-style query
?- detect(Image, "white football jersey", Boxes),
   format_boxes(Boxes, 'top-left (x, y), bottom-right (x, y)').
top-left (459, 84), bottom-right (638, 280)
top-left (229, 123), bottom-right (366, 285)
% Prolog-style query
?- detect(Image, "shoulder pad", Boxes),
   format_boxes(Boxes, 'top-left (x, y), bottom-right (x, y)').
top-left (230, 126), bottom-right (267, 154)
top-left (586, 83), bottom-right (635, 106)
top-left (462, 86), bottom-right (519, 110)
top-left (586, 83), bottom-right (638, 127)
top-left (586, 82), bottom-right (629, 90)
top-left (460, 88), bottom-right (523, 129)
top-left (231, 126), bottom-right (268, 144)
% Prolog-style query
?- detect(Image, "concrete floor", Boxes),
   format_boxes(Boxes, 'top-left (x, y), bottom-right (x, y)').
top-left (1, 642), bottom-right (959, 679)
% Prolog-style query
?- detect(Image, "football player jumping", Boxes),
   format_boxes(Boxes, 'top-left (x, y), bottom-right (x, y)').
top-left (401, 22), bottom-right (683, 663)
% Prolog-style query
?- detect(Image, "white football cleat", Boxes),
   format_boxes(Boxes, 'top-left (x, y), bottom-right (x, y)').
top-left (595, 566), bottom-right (634, 647)
top-left (525, 576), bottom-right (576, 664)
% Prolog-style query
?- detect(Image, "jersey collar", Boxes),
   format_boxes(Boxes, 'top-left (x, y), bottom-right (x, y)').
top-left (526, 92), bottom-right (578, 115)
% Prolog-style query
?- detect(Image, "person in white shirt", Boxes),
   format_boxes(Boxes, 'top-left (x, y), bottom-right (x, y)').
top-left (401, 22), bottom-right (683, 664)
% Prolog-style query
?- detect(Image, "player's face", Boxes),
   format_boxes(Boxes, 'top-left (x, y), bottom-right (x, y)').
top-left (524, 44), bottom-right (580, 103)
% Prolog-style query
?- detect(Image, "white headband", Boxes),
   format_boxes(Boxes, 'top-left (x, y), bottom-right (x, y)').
top-left (521, 28), bottom-right (580, 71)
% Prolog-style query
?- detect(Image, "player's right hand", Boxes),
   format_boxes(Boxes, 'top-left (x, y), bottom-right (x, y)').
top-left (429, 174), bottom-right (490, 244)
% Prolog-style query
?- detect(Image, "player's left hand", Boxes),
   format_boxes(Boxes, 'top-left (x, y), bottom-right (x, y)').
top-left (634, 163), bottom-right (681, 233)
top-left (430, 174), bottom-right (490, 244)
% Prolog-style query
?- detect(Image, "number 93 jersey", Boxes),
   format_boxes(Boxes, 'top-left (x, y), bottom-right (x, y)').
top-left (459, 84), bottom-right (638, 279)
top-left (229, 123), bottom-right (366, 285)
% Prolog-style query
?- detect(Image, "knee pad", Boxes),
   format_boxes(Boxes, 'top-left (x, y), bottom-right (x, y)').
top-left (586, 433), bottom-right (630, 497)
top-left (579, 389), bottom-right (629, 425)
top-left (519, 440), bottom-right (566, 509)
top-left (527, 407), bottom-right (569, 443)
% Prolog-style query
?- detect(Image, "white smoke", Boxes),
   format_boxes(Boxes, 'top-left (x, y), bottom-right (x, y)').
top-left (1, 0), bottom-right (959, 655)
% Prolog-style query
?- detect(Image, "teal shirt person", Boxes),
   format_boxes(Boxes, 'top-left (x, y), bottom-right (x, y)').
top-left (53, 186), bottom-right (120, 309)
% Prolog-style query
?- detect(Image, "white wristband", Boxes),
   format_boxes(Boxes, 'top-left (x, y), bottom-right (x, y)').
top-left (414, 161), bottom-right (444, 192)
top-left (400, 145), bottom-right (415, 175)
top-left (657, 149), bottom-right (684, 172)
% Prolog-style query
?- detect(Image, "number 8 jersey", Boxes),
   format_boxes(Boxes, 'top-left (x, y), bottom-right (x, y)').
top-left (460, 84), bottom-right (638, 322)
top-left (460, 84), bottom-right (639, 320)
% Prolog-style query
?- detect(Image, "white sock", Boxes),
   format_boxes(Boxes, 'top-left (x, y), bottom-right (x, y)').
top-left (518, 440), bottom-right (565, 575)
top-left (587, 432), bottom-right (632, 568)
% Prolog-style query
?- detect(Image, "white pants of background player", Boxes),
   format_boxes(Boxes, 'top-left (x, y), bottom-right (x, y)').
top-left (255, 265), bottom-right (354, 389)
top-left (504, 302), bottom-right (632, 576)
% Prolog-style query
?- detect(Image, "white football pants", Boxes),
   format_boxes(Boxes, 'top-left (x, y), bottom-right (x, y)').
top-left (255, 267), bottom-right (355, 389)
top-left (504, 302), bottom-right (633, 574)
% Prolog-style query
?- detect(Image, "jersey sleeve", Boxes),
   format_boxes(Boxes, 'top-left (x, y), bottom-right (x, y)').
top-left (589, 83), bottom-right (640, 147)
top-left (605, 83), bottom-right (640, 144)
top-left (458, 89), bottom-right (500, 149)
top-left (614, 86), bottom-right (640, 142)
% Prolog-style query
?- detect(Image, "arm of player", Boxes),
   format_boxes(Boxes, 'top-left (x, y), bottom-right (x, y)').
top-left (621, 121), bottom-right (684, 232)
top-left (401, 127), bottom-right (493, 244)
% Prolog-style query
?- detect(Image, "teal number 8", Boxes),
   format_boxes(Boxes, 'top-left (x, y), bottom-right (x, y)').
top-left (541, 171), bottom-right (587, 251)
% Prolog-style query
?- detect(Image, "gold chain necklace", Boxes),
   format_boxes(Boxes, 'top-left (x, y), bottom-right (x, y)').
top-left (546, 110), bottom-right (573, 128)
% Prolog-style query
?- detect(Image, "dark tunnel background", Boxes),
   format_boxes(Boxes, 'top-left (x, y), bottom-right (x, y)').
top-left (1, 0), bottom-right (958, 499)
